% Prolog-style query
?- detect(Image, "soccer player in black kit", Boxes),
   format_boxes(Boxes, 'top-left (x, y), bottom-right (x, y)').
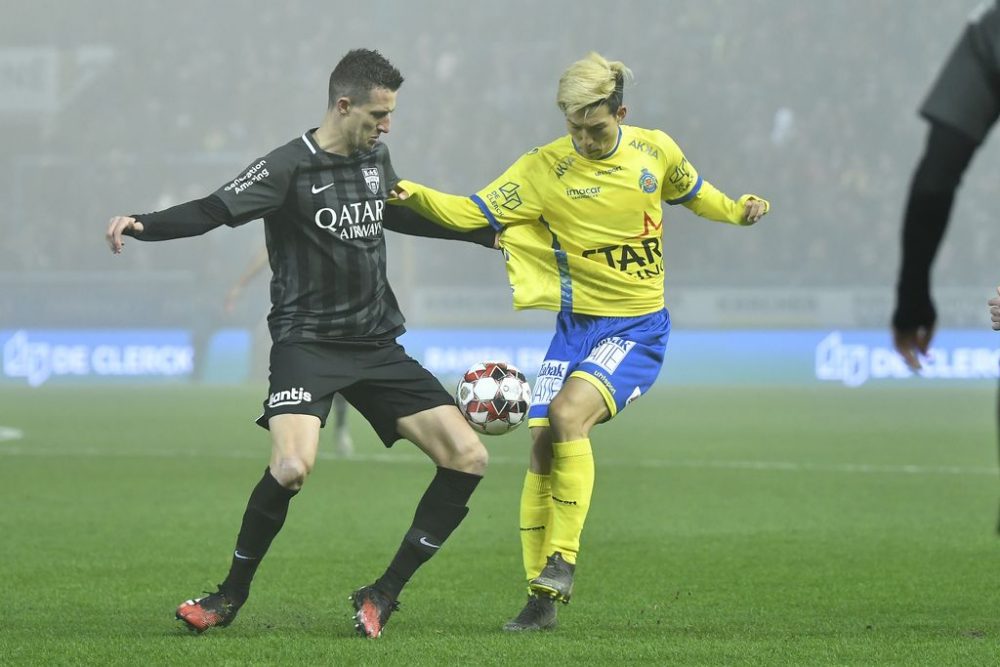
top-left (893, 1), bottom-right (1000, 369)
top-left (106, 49), bottom-right (495, 638)
top-left (892, 2), bottom-right (1000, 531)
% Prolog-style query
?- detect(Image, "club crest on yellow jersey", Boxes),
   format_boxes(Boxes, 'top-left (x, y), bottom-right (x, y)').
top-left (638, 168), bottom-right (658, 194)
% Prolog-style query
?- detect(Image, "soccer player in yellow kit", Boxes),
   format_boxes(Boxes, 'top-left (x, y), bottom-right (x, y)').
top-left (392, 52), bottom-right (769, 631)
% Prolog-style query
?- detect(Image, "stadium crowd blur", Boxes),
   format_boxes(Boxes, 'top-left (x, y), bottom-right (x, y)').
top-left (3, 0), bottom-right (999, 328)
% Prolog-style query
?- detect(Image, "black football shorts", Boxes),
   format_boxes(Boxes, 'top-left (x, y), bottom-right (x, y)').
top-left (256, 338), bottom-right (454, 446)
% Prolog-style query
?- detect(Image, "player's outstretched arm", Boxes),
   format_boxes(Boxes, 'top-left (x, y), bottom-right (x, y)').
top-left (390, 181), bottom-right (495, 232)
top-left (104, 195), bottom-right (234, 255)
top-left (392, 152), bottom-right (541, 237)
top-left (383, 204), bottom-right (497, 248)
top-left (681, 180), bottom-right (769, 226)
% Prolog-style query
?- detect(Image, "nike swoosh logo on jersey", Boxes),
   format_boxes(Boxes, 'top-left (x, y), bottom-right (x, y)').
top-left (311, 182), bottom-right (335, 194)
top-left (418, 536), bottom-right (441, 549)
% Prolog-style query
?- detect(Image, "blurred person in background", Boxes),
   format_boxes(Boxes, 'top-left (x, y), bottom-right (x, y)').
top-left (394, 51), bottom-right (769, 631)
top-left (105, 48), bottom-right (498, 639)
top-left (891, 1), bottom-right (1000, 530)
top-left (226, 246), bottom-right (354, 457)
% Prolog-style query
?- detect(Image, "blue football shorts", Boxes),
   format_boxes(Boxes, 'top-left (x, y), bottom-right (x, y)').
top-left (527, 308), bottom-right (671, 428)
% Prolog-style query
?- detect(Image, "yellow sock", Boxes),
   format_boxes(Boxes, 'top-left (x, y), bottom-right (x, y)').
top-left (547, 438), bottom-right (594, 565)
top-left (519, 470), bottom-right (552, 581)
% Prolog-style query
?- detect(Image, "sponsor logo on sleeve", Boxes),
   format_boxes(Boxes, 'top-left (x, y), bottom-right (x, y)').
top-left (498, 182), bottom-right (522, 210)
top-left (668, 158), bottom-right (693, 193)
top-left (224, 160), bottom-right (270, 195)
top-left (485, 182), bottom-right (523, 217)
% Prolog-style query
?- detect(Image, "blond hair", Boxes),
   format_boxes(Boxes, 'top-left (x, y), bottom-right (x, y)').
top-left (556, 52), bottom-right (634, 115)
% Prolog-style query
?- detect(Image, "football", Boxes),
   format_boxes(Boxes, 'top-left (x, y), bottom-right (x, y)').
top-left (455, 361), bottom-right (532, 435)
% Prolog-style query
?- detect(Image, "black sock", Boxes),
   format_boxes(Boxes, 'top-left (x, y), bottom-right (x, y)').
top-left (374, 466), bottom-right (482, 600)
top-left (220, 468), bottom-right (298, 601)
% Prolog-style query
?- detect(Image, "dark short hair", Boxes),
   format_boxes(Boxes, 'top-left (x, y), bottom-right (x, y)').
top-left (328, 49), bottom-right (404, 108)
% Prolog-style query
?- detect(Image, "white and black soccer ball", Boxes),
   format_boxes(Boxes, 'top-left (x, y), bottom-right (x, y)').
top-left (455, 361), bottom-right (532, 435)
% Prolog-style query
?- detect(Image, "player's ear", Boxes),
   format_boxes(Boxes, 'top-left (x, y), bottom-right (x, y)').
top-left (616, 105), bottom-right (627, 122)
top-left (335, 97), bottom-right (352, 115)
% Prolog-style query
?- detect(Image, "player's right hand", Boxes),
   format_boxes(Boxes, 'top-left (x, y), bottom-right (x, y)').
top-left (988, 286), bottom-right (1000, 331)
top-left (892, 325), bottom-right (934, 372)
top-left (106, 216), bottom-right (143, 254)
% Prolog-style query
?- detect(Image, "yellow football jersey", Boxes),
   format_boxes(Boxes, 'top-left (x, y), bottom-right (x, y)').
top-left (394, 124), bottom-right (765, 316)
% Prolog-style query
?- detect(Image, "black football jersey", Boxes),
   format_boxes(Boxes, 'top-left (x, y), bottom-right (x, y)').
top-left (213, 130), bottom-right (405, 343)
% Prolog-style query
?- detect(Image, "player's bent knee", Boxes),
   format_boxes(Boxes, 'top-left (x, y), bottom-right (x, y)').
top-left (270, 456), bottom-right (312, 490)
top-left (447, 436), bottom-right (489, 475)
top-left (547, 397), bottom-right (587, 437)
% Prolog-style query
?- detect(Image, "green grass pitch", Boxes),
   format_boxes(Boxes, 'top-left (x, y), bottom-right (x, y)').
top-left (1, 384), bottom-right (998, 665)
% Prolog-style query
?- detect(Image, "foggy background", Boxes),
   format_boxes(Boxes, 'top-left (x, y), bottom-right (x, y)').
top-left (2, 0), bottom-right (999, 335)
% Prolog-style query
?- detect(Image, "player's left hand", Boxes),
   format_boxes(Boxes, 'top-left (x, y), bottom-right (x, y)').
top-left (743, 197), bottom-right (769, 225)
top-left (988, 286), bottom-right (1000, 331)
top-left (389, 185), bottom-right (410, 201)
